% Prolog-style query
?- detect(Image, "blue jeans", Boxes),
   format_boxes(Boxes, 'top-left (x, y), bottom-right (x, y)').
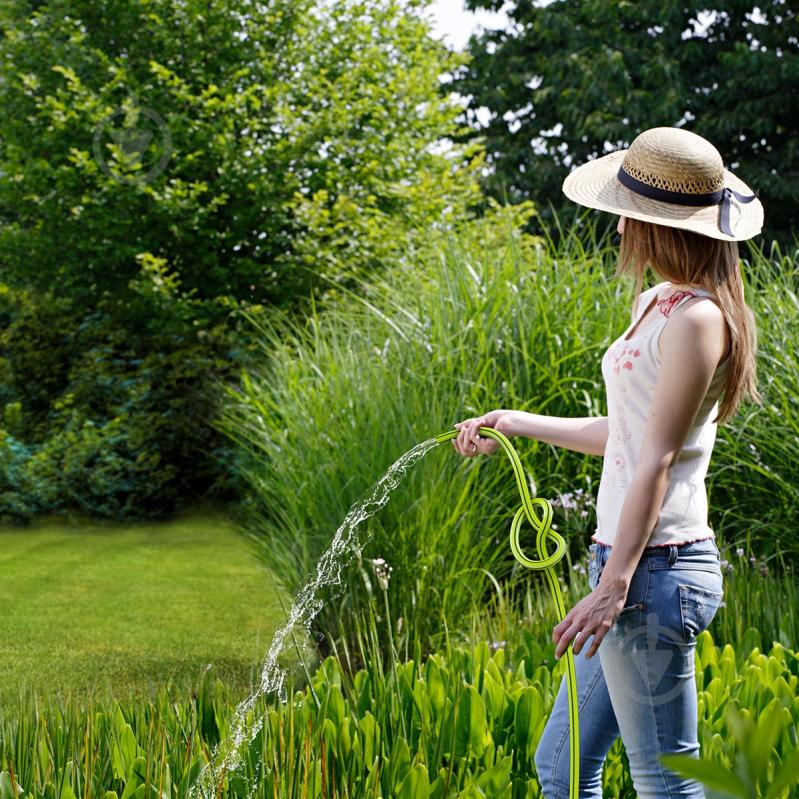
top-left (534, 537), bottom-right (724, 798)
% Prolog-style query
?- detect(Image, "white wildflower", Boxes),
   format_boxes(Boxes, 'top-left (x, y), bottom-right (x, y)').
top-left (371, 558), bottom-right (393, 591)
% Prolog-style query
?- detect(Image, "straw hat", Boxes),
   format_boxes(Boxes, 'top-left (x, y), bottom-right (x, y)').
top-left (562, 127), bottom-right (763, 241)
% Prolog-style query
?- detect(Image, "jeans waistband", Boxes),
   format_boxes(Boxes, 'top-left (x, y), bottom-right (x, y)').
top-left (591, 537), bottom-right (718, 555)
top-left (590, 537), bottom-right (719, 566)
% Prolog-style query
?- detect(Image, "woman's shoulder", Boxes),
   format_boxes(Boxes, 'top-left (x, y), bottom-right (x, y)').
top-left (641, 281), bottom-right (669, 301)
top-left (632, 281), bottom-right (667, 319)
top-left (657, 291), bottom-right (730, 368)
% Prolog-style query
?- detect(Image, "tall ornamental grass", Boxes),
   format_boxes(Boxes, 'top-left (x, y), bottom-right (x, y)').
top-left (215, 208), bottom-right (799, 663)
top-left (708, 241), bottom-right (799, 572)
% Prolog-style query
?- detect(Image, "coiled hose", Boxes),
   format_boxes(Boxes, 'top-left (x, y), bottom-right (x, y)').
top-left (434, 425), bottom-right (580, 799)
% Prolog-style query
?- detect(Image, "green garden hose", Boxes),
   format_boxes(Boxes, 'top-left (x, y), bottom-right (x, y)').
top-left (434, 425), bottom-right (580, 799)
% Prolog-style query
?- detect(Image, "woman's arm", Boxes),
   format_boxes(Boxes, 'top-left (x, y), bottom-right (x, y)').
top-left (499, 411), bottom-right (608, 457)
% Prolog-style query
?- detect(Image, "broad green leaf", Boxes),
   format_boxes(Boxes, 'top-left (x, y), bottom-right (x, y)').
top-left (396, 763), bottom-right (429, 799)
top-left (455, 685), bottom-right (489, 759)
top-left (658, 755), bottom-right (747, 797)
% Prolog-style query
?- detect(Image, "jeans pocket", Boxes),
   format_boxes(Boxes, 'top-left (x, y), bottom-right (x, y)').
top-left (613, 567), bottom-right (647, 627)
top-left (588, 555), bottom-right (597, 589)
top-left (678, 583), bottom-right (724, 643)
top-left (587, 543), bottom-right (600, 589)
top-left (617, 601), bottom-right (645, 618)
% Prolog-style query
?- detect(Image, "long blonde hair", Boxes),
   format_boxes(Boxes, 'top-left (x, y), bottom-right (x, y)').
top-left (616, 216), bottom-right (761, 425)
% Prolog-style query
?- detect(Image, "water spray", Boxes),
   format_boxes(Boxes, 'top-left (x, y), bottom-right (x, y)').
top-left (434, 425), bottom-right (581, 799)
top-left (191, 427), bottom-right (580, 798)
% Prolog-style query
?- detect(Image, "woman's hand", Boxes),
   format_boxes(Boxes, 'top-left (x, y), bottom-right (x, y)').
top-left (551, 578), bottom-right (629, 659)
top-left (451, 410), bottom-right (512, 457)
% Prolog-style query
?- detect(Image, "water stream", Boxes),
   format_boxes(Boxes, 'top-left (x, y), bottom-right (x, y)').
top-left (189, 435), bottom-right (442, 798)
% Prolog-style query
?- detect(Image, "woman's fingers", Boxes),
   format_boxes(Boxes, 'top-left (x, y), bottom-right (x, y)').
top-left (458, 421), bottom-right (472, 454)
top-left (553, 598), bottom-right (614, 660)
top-left (460, 418), bottom-right (479, 455)
top-left (452, 415), bottom-right (497, 457)
top-left (454, 419), bottom-right (471, 455)
top-left (471, 422), bottom-right (486, 454)
top-left (554, 619), bottom-right (585, 660)
top-left (582, 625), bottom-right (611, 659)
top-left (453, 421), bottom-right (465, 452)
top-left (468, 422), bottom-right (480, 451)
top-left (468, 418), bottom-right (486, 452)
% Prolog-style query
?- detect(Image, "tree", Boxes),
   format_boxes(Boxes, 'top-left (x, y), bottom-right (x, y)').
top-left (0, 0), bottom-right (490, 520)
top-left (451, 0), bottom-right (798, 246)
top-left (0, 0), bottom-right (486, 316)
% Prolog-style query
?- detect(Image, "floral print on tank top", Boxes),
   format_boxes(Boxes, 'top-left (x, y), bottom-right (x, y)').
top-left (596, 284), bottom-right (725, 547)
top-left (606, 289), bottom-right (697, 374)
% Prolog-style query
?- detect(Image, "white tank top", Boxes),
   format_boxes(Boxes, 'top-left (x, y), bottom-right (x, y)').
top-left (593, 281), bottom-right (732, 548)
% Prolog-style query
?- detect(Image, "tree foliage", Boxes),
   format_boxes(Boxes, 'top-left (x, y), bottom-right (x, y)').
top-left (0, 0), bottom-right (485, 312)
top-left (452, 0), bottom-right (798, 245)
top-left (0, 0), bottom-right (489, 521)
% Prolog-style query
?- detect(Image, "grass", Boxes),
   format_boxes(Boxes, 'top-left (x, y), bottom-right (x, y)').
top-left (0, 501), bottom-right (287, 708)
top-left (215, 208), bottom-right (799, 667)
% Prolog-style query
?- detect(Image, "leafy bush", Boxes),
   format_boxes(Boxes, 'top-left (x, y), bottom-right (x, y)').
top-left (0, 0), bottom-right (491, 521)
top-left (0, 286), bottom-right (242, 522)
top-left (0, 0), bottom-right (485, 310)
top-left (0, 430), bottom-right (37, 524)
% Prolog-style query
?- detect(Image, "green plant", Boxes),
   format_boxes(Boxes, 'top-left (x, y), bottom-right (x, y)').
top-left (660, 702), bottom-right (799, 798)
top-left (216, 210), bottom-right (799, 664)
top-left (0, 0), bottom-right (485, 311)
top-left (2, 601), bottom-right (797, 799)
top-left (0, 0), bottom-right (491, 521)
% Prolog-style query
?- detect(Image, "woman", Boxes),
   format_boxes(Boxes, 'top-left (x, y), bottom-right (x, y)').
top-left (451, 127), bottom-right (763, 798)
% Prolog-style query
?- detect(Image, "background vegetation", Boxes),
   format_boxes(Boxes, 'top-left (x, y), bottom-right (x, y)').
top-left (2, 0), bottom-right (796, 521)
top-left (0, 0), bottom-right (485, 522)
top-left (217, 212), bottom-right (799, 663)
top-left (452, 1), bottom-right (799, 246)
top-left (2, 1), bottom-right (797, 794)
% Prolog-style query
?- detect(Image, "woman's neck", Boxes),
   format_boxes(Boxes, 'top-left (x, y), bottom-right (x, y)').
top-left (665, 280), bottom-right (701, 293)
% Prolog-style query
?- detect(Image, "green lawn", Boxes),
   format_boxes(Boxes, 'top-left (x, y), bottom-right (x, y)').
top-left (0, 503), bottom-right (286, 707)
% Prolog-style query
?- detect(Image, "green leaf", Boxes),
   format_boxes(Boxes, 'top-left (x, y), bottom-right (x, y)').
top-left (513, 686), bottom-right (542, 758)
top-left (765, 748), bottom-right (799, 799)
top-left (0, 772), bottom-right (24, 799)
top-left (658, 755), bottom-right (748, 797)
top-left (475, 755), bottom-right (513, 797)
top-left (425, 658), bottom-right (446, 716)
top-left (120, 757), bottom-right (147, 799)
top-left (455, 685), bottom-right (489, 759)
top-left (396, 763), bottom-right (430, 799)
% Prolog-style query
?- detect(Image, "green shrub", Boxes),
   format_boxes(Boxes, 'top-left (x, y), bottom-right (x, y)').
top-left (0, 0), bottom-right (489, 522)
top-left (0, 287), bottom-right (241, 522)
top-left (0, 430), bottom-right (38, 524)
